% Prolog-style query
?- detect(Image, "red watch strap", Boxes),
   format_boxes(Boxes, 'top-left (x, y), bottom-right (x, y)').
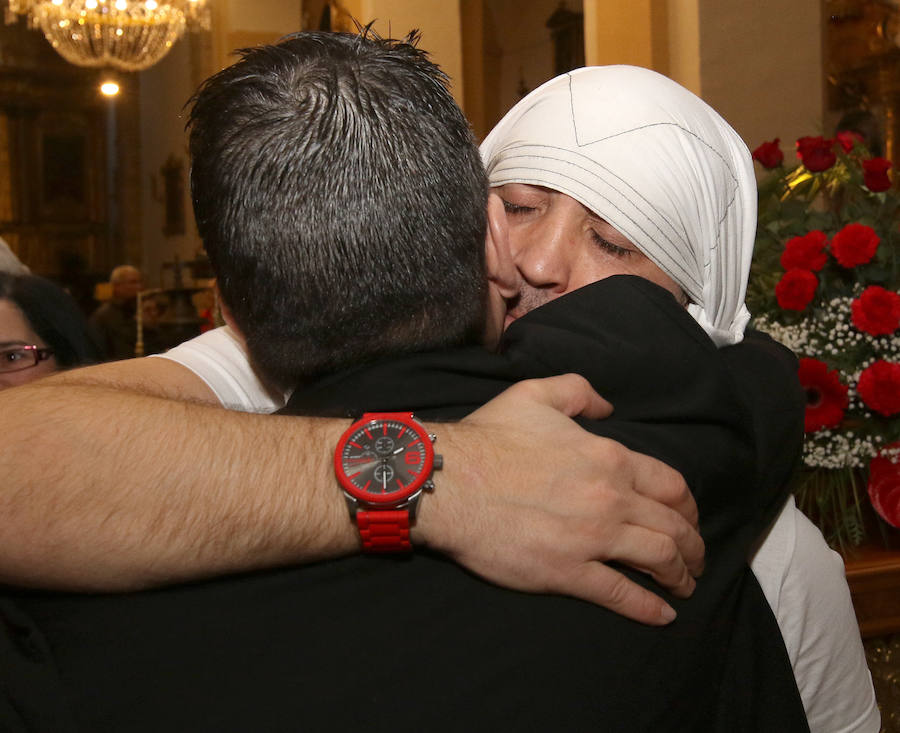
top-left (356, 509), bottom-right (412, 553)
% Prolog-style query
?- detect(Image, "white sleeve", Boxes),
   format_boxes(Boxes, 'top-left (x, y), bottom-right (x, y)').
top-left (151, 327), bottom-right (290, 413)
top-left (750, 496), bottom-right (881, 733)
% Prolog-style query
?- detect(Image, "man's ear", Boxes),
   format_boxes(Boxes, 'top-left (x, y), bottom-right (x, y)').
top-left (215, 283), bottom-right (248, 349)
top-left (484, 192), bottom-right (520, 298)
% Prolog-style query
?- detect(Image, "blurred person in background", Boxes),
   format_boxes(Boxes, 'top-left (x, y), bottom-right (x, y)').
top-left (89, 264), bottom-right (144, 360)
top-left (0, 272), bottom-right (101, 389)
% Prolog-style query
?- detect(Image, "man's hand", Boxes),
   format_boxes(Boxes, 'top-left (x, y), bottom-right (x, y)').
top-left (414, 374), bottom-right (704, 626)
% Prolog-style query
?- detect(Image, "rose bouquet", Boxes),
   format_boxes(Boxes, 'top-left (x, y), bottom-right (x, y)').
top-left (748, 133), bottom-right (900, 550)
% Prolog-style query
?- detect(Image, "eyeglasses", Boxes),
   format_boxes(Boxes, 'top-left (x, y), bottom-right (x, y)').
top-left (0, 345), bottom-right (55, 373)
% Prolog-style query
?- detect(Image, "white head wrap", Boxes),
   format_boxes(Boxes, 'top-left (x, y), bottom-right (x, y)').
top-left (480, 65), bottom-right (755, 346)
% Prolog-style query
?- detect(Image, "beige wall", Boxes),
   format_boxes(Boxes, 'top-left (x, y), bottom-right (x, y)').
top-left (480, 0), bottom-right (560, 137)
top-left (583, 0), bottom-right (823, 154)
top-left (666, 0), bottom-right (700, 95)
top-left (346, 0), bottom-right (466, 108)
top-left (138, 40), bottom-right (200, 287)
top-left (697, 0), bottom-right (822, 157)
top-left (213, 0), bottom-right (303, 72)
top-left (584, 0), bottom-right (667, 71)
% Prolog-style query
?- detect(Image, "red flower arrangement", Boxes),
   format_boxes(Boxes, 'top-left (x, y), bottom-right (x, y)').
top-left (858, 360), bottom-right (900, 417)
top-left (796, 136), bottom-right (836, 172)
top-left (867, 444), bottom-right (900, 528)
top-left (749, 132), bottom-right (900, 548)
top-left (797, 358), bottom-right (849, 432)
top-left (775, 269), bottom-right (818, 311)
top-left (836, 130), bottom-right (864, 153)
top-left (752, 138), bottom-right (783, 169)
top-left (829, 223), bottom-right (879, 268)
top-left (851, 286), bottom-right (900, 336)
top-left (862, 157), bottom-right (892, 192)
top-left (780, 231), bottom-right (828, 271)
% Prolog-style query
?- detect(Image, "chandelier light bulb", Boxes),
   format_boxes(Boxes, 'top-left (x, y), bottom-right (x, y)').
top-left (100, 80), bottom-right (120, 96)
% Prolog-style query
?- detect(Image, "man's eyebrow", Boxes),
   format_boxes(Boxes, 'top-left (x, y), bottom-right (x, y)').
top-left (0, 341), bottom-right (30, 349)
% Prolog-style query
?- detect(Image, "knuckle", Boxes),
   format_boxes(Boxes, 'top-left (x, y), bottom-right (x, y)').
top-left (651, 534), bottom-right (680, 567)
top-left (602, 572), bottom-right (634, 608)
top-left (673, 476), bottom-right (691, 501)
top-left (586, 487), bottom-right (626, 521)
top-left (594, 442), bottom-right (629, 478)
top-left (512, 377), bottom-right (544, 403)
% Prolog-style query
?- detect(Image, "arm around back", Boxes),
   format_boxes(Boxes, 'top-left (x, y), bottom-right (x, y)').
top-left (0, 352), bottom-right (698, 625)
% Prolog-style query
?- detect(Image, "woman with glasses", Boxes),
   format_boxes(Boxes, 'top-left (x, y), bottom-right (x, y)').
top-left (0, 272), bottom-right (101, 390)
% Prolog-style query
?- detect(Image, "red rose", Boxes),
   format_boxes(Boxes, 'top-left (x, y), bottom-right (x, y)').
top-left (752, 138), bottom-right (783, 169)
top-left (780, 231), bottom-right (828, 271)
top-left (836, 130), bottom-right (864, 153)
top-left (851, 286), bottom-right (900, 336)
top-left (796, 136), bottom-right (836, 172)
top-left (775, 269), bottom-right (818, 311)
top-left (863, 157), bottom-right (892, 192)
top-left (867, 445), bottom-right (900, 528)
top-left (797, 357), bottom-right (849, 432)
top-left (858, 360), bottom-right (900, 416)
top-left (830, 223), bottom-right (879, 268)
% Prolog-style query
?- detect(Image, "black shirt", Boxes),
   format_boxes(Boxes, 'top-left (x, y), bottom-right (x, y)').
top-left (3, 277), bottom-right (808, 732)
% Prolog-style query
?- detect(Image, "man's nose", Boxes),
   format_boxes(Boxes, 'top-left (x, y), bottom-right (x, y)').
top-left (512, 224), bottom-right (572, 292)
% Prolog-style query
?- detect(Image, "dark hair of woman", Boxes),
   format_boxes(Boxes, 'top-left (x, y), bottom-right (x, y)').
top-left (0, 272), bottom-right (102, 368)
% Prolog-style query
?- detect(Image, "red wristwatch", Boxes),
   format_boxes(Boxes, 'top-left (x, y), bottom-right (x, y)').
top-left (334, 412), bottom-right (442, 553)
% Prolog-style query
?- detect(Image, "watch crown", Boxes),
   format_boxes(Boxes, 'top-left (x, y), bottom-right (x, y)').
top-left (433, 455), bottom-right (443, 471)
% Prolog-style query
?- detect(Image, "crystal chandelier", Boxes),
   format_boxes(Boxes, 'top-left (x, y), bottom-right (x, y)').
top-left (4, 0), bottom-right (210, 71)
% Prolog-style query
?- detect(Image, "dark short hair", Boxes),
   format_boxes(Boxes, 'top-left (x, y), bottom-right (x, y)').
top-left (187, 30), bottom-right (488, 388)
top-left (0, 272), bottom-right (102, 368)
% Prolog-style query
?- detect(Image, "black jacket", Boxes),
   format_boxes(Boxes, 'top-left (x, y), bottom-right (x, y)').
top-left (3, 277), bottom-right (808, 732)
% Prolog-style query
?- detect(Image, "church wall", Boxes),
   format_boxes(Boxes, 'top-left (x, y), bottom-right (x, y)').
top-left (580, 0), bottom-right (823, 157)
top-left (697, 0), bottom-right (823, 159)
top-left (665, 0), bottom-right (701, 95)
top-left (479, 0), bottom-right (561, 139)
top-left (583, 0), bottom-right (663, 70)
top-left (214, 0), bottom-right (303, 73)
top-left (345, 0), bottom-right (467, 109)
top-left (138, 41), bottom-right (202, 289)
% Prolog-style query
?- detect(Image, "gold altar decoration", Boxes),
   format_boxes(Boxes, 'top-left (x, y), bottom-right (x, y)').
top-left (3, 0), bottom-right (209, 71)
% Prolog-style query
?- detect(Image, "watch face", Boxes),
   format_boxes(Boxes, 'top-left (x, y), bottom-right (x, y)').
top-left (335, 413), bottom-right (434, 505)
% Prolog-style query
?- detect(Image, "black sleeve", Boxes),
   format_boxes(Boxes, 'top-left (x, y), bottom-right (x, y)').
top-left (720, 328), bottom-right (805, 529)
top-left (501, 276), bottom-right (798, 554)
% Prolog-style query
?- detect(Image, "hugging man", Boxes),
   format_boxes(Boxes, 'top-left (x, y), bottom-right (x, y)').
top-left (0, 30), bottom-right (831, 732)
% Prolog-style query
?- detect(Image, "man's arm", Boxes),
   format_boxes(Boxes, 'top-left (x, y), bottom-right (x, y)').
top-left (1, 358), bottom-right (353, 590)
top-left (0, 362), bottom-right (700, 625)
